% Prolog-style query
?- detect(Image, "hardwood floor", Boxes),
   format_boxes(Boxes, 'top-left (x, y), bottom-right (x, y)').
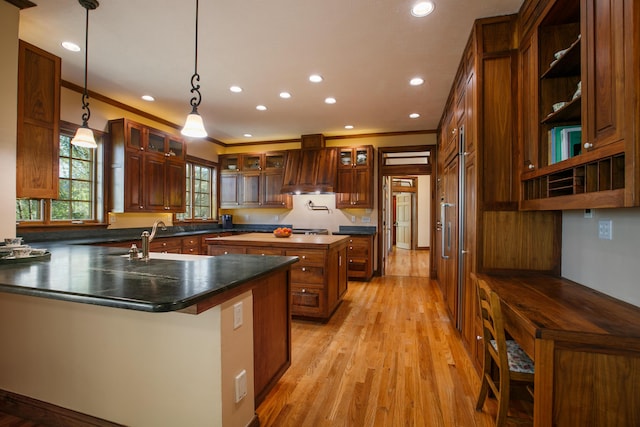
top-left (257, 248), bottom-right (498, 426)
top-left (0, 248), bottom-right (502, 426)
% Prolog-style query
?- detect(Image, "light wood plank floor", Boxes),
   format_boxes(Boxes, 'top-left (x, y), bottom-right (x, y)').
top-left (257, 248), bottom-right (499, 426)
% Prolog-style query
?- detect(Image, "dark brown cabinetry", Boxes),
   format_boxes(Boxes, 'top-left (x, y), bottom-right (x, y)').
top-left (336, 146), bottom-right (373, 208)
top-left (345, 235), bottom-right (374, 281)
top-left (436, 15), bottom-right (561, 370)
top-left (16, 41), bottom-right (60, 199)
top-left (519, 0), bottom-right (637, 209)
top-left (220, 152), bottom-right (291, 208)
top-left (206, 233), bottom-right (349, 321)
top-left (281, 148), bottom-right (338, 193)
top-left (109, 118), bottom-right (186, 213)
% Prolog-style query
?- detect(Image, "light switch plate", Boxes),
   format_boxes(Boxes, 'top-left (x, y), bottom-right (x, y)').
top-left (235, 370), bottom-right (247, 403)
top-left (233, 302), bottom-right (243, 329)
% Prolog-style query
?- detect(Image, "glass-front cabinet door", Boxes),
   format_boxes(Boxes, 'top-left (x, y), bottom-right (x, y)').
top-left (265, 152), bottom-right (285, 170)
top-left (339, 148), bottom-right (354, 167)
top-left (242, 154), bottom-right (263, 171)
top-left (355, 148), bottom-right (370, 167)
top-left (220, 155), bottom-right (240, 172)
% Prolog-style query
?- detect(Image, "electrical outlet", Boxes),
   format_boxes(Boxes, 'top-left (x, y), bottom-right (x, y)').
top-left (235, 370), bottom-right (247, 403)
top-left (361, 216), bottom-right (371, 223)
top-left (584, 209), bottom-right (592, 218)
top-left (233, 302), bottom-right (243, 329)
top-left (598, 219), bottom-right (613, 240)
top-left (351, 215), bottom-right (356, 223)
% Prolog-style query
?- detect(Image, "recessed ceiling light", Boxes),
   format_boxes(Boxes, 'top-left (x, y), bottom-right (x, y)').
top-left (409, 113), bottom-right (421, 119)
top-left (279, 92), bottom-right (291, 99)
top-left (325, 97), bottom-right (337, 104)
top-left (230, 86), bottom-right (243, 93)
top-left (62, 41), bottom-right (81, 52)
top-left (256, 105), bottom-right (267, 111)
top-left (309, 74), bottom-right (324, 83)
top-left (411, 1), bottom-right (435, 17)
top-left (141, 95), bottom-right (155, 102)
top-left (345, 125), bottom-right (354, 129)
top-left (410, 77), bottom-right (425, 86)
top-left (243, 133), bottom-right (253, 138)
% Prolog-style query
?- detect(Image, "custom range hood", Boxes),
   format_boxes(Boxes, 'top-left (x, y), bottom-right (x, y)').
top-left (281, 134), bottom-right (338, 194)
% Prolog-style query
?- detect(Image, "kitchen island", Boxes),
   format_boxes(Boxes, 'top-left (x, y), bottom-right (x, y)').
top-left (207, 233), bottom-right (349, 321)
top-left (0, 244), bottom-right (297, 426)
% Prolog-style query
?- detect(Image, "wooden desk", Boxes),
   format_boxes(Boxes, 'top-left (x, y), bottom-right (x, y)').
top-left (474, 272), bottom-right (640, 427)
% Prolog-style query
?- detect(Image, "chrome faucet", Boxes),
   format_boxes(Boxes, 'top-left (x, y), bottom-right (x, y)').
top-left (140, 220), bottom-right (167, 261)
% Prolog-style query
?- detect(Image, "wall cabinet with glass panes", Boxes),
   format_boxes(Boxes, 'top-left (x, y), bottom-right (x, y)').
top-left (220, 152), bottom-right (291, 208)
top-left (108, 118), bottom-right (186, 213)
top-left (336, 146), bottom-right (373, 208)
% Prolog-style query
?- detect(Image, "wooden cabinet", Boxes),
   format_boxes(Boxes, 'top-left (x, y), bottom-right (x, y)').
top-left (436, 15), bottom-right (562, 370)
top-left (346, 235), bottom-right (374, 281)
top-left (206, 233), bottom-right (349, 321)
top-left (16, 41), bottom-right (60, 199)
top-left (220, 152), bottom-right (291, 208)
top-left (336, 146), bottom-right (373, 208)
top-left (519, 0), bottom-right (637, 209)
top-left (109, 118), bottom-right (186, 213)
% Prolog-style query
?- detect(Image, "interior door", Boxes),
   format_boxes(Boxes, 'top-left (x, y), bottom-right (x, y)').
top-left (395, 192), bottom-right (412, 249)
top-left (441, 156), bottom-right (459, 325)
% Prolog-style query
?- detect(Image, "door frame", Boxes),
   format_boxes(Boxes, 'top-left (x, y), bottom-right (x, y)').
top-left (377, 145), bottom-right (435, 277)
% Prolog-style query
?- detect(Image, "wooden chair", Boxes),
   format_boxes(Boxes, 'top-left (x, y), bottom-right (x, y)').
top-left (475, 278), bottom-right (535, 426)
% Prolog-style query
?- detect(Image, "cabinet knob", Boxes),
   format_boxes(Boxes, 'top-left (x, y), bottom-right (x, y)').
top-left (139, 206), bottom-right (144, 209)
top-left (301, 255), bottom-right (306, 259)
top-left (477, 335), bottom-right (483, 341)
top-left (224, 251), bottom-right (228, 255)
top-left (302, 267), bottom-right (306, 272)
top-left (584, 142), bottom-right (593, 149)
top-left (349, 259), bottom-right (353, 263)
top-left (349, 246), bottom-right (353, 250)
top-left (301, 289), bottom-right (306, 293)
top-left (528, 164), bottom-right (535, 170)
top-left (261, 253), bottom-right (266, 256)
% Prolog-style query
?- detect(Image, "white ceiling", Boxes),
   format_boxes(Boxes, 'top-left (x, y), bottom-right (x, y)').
top-left (17, 0), bottom-right (523, 144)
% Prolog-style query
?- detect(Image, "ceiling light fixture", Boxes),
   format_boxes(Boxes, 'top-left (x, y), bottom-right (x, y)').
top-left (345, 125), bottom-right (354, 129)
top-left (309, 74), bottom-right (323, 83)
top-left (279, 92), bottom-right (291, 99)
top-left (410, 77), bottom-right (424, 86)
top-left (141, 95), bottom-right (155, 101)
top-left (181, 0), bottom-right (207, 138)
top-left (411, 1), bottom-right (435, 17)
top-left (62, 41), bottom-right (81, 52)
top-left (70, 0), bottom-right (99, 149)
top-left (230, 85), bottom-right (242, 93)
top-left (243, 133), bottom-right (253, 138)
top-left (256, 105), bottom-right (267, 111)
top-left (409, 113), bottom-right (421, 119)
top-left (325, 97), bottom-right (337, 104)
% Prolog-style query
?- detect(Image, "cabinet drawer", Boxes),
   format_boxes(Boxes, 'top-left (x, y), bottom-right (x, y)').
top-left (149, 238), bottom-right (182, 253)
top-left (347, 244), bottom-right (369, 257)
top-left (291, 285), bottom-right (325, 317)
top-left (208, 246), bottom-right (246, 256)
top-left (182, 237), bottom-right (200, 254)
top-left (290, 265), bottom-right (324, 284)
top-left (348, 258), bottom-right (368, 273)
top-left (285, 249), bottom-right (325, 265)
top-left (246, 247), bottom-right (285, 256)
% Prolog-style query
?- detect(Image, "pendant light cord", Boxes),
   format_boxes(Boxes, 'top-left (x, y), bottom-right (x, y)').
top-left (81, 4), bottom-right (91, 126)
top-left (189, 0), bottom-right (202, 111)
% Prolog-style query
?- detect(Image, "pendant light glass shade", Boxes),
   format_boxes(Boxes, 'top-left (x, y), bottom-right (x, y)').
top-left (71, 126), bottom-right (97, 148)
top-left (182, 110), bottom-right (207, 138)
top-left (72, 0), bottom-right (99, 149)
top-left (181, 0), bottom-right (207, 138)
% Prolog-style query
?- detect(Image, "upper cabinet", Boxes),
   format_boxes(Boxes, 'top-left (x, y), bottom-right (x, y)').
top-left (336, 146), bottom-right (374, 208)
top-left (16, 41), bottom-right (61, 199)
top-left (518, 0), bottom-right (637, 209)
top-left (220, 152), bottom-right (291, 209)
top-left (109, 118), bottom-right (186, 213)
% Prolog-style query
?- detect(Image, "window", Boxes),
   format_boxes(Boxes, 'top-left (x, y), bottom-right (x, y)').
top-left (177, 159), bottom-right (217, 222)
top-left (16, 122), bottom-right (103, 225)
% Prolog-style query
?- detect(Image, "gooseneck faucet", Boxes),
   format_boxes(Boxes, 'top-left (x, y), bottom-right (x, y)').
top-left (140, 220), bottom-right (167, 261)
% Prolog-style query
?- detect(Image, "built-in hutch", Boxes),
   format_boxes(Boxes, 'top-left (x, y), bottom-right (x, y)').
top-left (518, 0), bottom-right (637, 209)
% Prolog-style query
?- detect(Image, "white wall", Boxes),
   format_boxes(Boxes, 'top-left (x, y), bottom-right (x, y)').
top-left (562, 208), bottom-right (640, 307)
top-left (0, 3), bottom-right (19, 238)
top-left (417, 175), bottom-right (431, 248)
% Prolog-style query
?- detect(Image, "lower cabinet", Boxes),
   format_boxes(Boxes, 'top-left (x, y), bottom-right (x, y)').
top-left (346, 235), bottom-right (374, 281)
top-left (206, 234), bottom-right (349, 321)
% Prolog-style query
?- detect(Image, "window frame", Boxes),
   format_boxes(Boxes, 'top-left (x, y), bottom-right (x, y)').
top-left (175, 155), bottom-right (219, 223)
top-left (16, 121), bottom-right (106, 228)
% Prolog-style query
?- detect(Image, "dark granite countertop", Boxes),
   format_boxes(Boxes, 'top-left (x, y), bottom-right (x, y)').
top-left (0, 244), bottom-right (297, 313)
top-left (331, 226), bottom-right (377, 236)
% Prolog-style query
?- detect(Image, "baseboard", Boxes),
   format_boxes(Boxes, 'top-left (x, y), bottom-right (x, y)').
top-left (0, 389), bottom-right (123, 427)
top-left (415, 246), bottom-right (430, 250)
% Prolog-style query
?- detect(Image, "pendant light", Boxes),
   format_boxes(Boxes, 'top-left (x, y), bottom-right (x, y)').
top-left (181, 0), bottom-right (208, 138)
top-left (71, 0), bottom-right (99, 149)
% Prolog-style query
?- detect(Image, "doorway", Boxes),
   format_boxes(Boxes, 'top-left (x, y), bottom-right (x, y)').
top-left (377, 146), bottom-right (434, 277)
